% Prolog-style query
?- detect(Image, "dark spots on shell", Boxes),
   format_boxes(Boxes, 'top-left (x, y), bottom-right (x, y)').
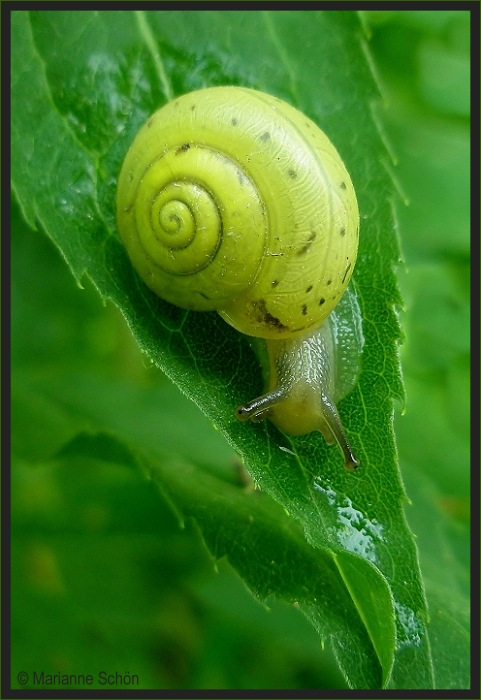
top-left (340, 181), bottom-right (346, 190)
top-left (271, 279), bottom-right (279, 288)
top-left (260, 131), bottom-right (271, 142)
top-left (190, 104), bottom-right (196, 112)
top-left (296, 231), bottom-right (317, 257)
top-left (252, 299), bottom-right (288, 331)
top-left (327, 279), bottom-right (332, 286)
top-left (301, 304), bottom-right (308, 316)
top-left (340, 227), bottom-right (346, 237)
top-left (306, 285), bottom-right (313, 293)
top-left (319, 297), bottom-right (326, 306)
top-left (342, 262), bottom-right (352, 284)
top-left (288, 169), bottom-right (297, 179)
top-left (231, 117), bottom-right (239, 126)
top-left (147, 117), bottom-right (154, 128)
top-left (176, 143), bottom-right (190, 154)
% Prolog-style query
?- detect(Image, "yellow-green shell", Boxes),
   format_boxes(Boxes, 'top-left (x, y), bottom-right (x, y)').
top-left (117, 86), bottom-right (359, 340)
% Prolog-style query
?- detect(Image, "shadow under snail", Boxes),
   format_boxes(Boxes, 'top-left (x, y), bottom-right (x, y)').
top-left (117, 86), bottom-right (362, 470)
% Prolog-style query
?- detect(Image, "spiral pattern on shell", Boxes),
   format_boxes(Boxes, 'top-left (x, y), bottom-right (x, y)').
top-left (117, 86), bottom-right (359, 340)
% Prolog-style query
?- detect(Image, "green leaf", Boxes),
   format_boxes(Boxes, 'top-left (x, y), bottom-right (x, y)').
top-left (55, 430), bottom-right (387, 688)
top-left (11, 9), bottom-right (451, 689)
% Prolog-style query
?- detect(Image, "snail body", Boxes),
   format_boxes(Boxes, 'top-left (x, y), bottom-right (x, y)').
top-left (239, 284), bottom-right (363, 468)
top-left (117, 86), bottom-right (361, 469)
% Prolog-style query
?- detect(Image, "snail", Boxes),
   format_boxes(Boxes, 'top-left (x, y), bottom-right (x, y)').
top-left (117, 86), bottom-right (361, 470)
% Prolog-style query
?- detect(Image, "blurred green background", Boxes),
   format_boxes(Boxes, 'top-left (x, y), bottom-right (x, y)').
top-left (11, 10), bottom-right (470, 690)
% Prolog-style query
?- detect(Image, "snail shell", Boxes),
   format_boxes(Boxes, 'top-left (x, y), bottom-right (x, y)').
top-left (117, 86), bottom-right (361, 469)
